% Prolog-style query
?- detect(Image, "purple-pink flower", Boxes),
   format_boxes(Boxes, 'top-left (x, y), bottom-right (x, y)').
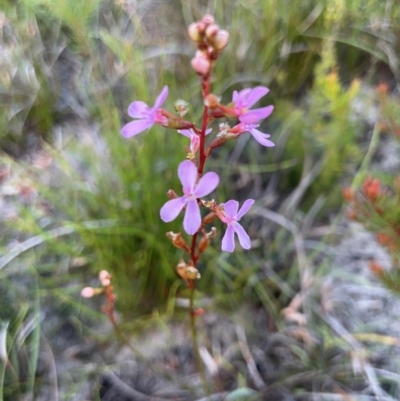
top-left (234, 122), bottom-right (275, 147)
top-left (218, 199), bottom-right (254, 252)
top-left (160, 160), bottom-right (219, 235)
top-left (232, 86), bottom-right (274, 124)
top-left (121, 86), bottom-right (169, 138)
top-left (178, 128), bottom-right (212, 154)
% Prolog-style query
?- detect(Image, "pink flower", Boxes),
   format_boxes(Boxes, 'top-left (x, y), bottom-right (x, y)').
top-left (218, 199), bottom-right (254, 252)
top-left (121, 86), bottom-right (169, 138)
top-left (178, 128), bottom-right (212, 154)
top-left (236, 122), bottom-right (274, 147)
top-left (81, 287), bottom-right (96, 298)
top-left (160, 160), bottom-right (219, 235)
top-left (232, 86), bottom-right (274, 124)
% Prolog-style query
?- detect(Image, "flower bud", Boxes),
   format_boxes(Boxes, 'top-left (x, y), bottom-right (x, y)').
top-left (192, 308), bottom-right (204, 316)
top-left (204, 94), bottom-right (220, 109)
top-left (81, 287), bottom-right (97, 298)
top-left (101, 278), bottom-right (111, 287)
top-left (376, 232), bottom-right (396, 250)
top-left (174, 99), bottom-right (189, 116)
top-left (167, 189), bottom-right (178, 199)
top-left (205, 23), bottom-right (219, 39)
top-left (376, 82), bottom-right (389, 98)
top-left (197, 228), bottom-right (216, 254)
top-left (369, 260), bottom-right (383, 276)
top-left (202, 212), bottom-right (216, 225)
top-left (185, 266), bottom-right (201, 280)
top-left (213, 30), bottom-right (229, 51)
top-left (99, 270), bottom-right (110, 281)
top-left (195, 50), bottom-right (207, 59)
top-left (198, 236), bottom-right (210, 254)
top-left (196, 21), bottom-right (206, 34)
top-left (207, 227), bottom-right (217, 238)
top-left (166, 231), bottom-right (191, 252)
top-left (99, 270), bottom-right (112, 286)
top-left (188, 23), bottom-right (202, 42)
top-left (342, 187), bottom-right (354, 202)
top-left (207, 135), bottom-right (227, 155)
top-left (202, 15), bottom-right (215, 25)
top-left (363, 177), bottom-right (381, 202)
top-left (191, 56), bottom-right (210, 76)
top-left (176, 259), bottom-right (188, 279)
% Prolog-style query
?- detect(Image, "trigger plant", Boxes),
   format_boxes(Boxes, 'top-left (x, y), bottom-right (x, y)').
top-left (83, 14), bottom-right (275, 393)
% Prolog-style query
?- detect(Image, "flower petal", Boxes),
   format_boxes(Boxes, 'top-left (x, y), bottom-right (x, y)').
top-left (178, 160), bottom-right (198, 194)
top-left (193, 172), bottom-right (219, 198)
top-left (232, 222), bottom-right (251, 249)
top-left (178, 129), bottom-right (193, 138)
top-left (128, 101), bottom-right (150, 118)
top-left (221, 225), bottom-right (235, 252)
top-left (184, 199), bottom-right (201, 235)
top-left (239, 105), bottom-right (274, 124)
top-left (222, 199), bottom-right (239, 219)
top-left (190, 135), bottom-right (200, 153)
top-left (121, 119), bottom-right (153, 138)
top-left (237, 199), bottom-right (255, 219)
top-left (249, 128), bottom-right (275, 147)
top-left (245, 86), bottom-right (269, 108)
top-left (153, 85), bottom-right (169, 109)
top-left (233, 88), bottom-right (251, 108)
top-left (160, 197), bottom-right (187, 222)
top-left (205, 128), bottom-right (212, 135)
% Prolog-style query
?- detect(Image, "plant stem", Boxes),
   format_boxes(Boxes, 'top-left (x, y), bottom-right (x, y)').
top-left (198, 104), bottom-right (209, 176)
top-left (189, 283), bottom-right (210, 396)
top-left (184, 69), bottom-right (214, 397)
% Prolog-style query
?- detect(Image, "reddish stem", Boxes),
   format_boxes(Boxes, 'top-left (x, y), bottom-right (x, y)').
top-left (190, 74), bottom-right (211, 264)
top-left (190, 232), bottom-right (198, 264)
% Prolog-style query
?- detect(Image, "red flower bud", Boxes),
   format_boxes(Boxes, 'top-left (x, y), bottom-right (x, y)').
top-left (342, 187), bottom-right (354, 202)
top-left (202, 15), bottom-right (215, 25)
top-left (363, 177), bottom-right (381, 201)
top-left (205, 94), bottom-right (220, 109)
top-left (369, 260), bottom-right (383, 276)
top-left (191, 57), bottom-right (210, 76)
top-left (205, 23), bottom-right (219, 39)
top-left (188, 23), bottom-right (202, 42)
top-left (192, 308), bottom-right (204, 316)
top-left (213, 30), bottom-right (229, 51)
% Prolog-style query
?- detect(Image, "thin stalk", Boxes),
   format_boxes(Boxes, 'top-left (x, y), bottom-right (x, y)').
top-left (198, 104), bottom-right (209, 176)
top-left (186, 71), bottom-right (213, 397)
top-left (189, 284), bottom-right (209, 396)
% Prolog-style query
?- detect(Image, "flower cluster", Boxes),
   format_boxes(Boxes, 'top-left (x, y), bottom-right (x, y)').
top-left (120, 15), bottom-right (275, 286)
top-left (81, 270), bottom-right (116, 322)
